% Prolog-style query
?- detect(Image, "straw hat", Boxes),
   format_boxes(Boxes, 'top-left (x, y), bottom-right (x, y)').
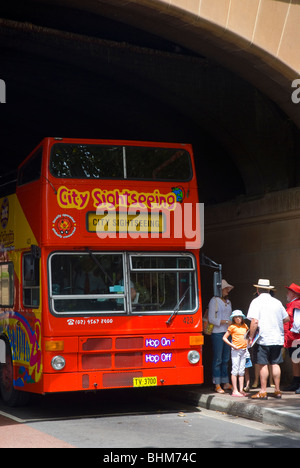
top-left (222, 279), bottom-right (234, 292)
top-left (253, 279), bottom-right (274, 289)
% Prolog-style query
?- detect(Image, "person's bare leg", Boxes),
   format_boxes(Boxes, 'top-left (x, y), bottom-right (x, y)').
top-left (231, 375), bottom-right (242, 395)
top-left (259, 364), bottom-right (269, 393)
top-left (271, 364), bottom-right (281, 392)
top-left (253, 364), bottom-right (260, 387)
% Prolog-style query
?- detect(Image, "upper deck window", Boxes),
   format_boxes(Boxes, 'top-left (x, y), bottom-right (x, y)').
top-left (18, 148), bottom-right (43, 186)
top-left (50, 144), bottom-right (192, 181)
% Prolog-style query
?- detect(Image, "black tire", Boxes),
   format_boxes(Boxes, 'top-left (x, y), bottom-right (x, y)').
top-left (0, 341), bottom-right (30, 407)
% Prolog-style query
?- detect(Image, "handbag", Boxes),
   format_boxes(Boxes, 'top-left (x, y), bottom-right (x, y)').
top-left (203, 298), bottom-right (218, 335)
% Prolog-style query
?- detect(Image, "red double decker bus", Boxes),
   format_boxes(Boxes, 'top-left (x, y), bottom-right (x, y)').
top-left (0, 137), bottom-right (203, 406)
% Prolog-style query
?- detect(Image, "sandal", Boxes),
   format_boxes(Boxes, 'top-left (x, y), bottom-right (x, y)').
top-left (251, 391), bottom-right (268, 400)
top-left (223, 383), bottom-right (233, 391)
top-left (215, 385), bottom-right (225, 394)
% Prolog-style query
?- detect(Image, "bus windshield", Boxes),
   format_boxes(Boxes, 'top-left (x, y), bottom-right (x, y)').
top-left (49, 252), bottom-right (197, 316)
top-left (49, 144), bottom-right (192, 181)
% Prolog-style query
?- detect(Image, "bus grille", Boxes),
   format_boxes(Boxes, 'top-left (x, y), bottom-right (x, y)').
top-left (80, 336), bottom-right (144, 371)
top-left (82, 353), bottom-right (112, 369)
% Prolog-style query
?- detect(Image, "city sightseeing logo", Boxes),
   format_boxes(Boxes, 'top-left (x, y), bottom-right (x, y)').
top-left (55, 185), bottom-right (204, 249)
top-left (52, 214), bottom-right (76, 238)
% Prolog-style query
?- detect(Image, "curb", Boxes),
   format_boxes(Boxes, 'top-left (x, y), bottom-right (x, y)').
top-left (261, 407), bottom-right (300, 433)
top-left (183, 391), bottom-right (300, 433)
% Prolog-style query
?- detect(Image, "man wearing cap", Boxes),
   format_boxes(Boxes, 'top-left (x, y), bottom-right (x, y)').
top-left (284, 283), bottom-right (300, 394)
top-left (247, 279), bottom-right (289, 399)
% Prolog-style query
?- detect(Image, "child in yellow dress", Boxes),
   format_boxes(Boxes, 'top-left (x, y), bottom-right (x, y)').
top-left (223, 310), bottom-right (249, 397)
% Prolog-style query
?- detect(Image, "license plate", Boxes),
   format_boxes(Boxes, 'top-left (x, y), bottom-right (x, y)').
top-left (133, 376), bottom-right (157, 387)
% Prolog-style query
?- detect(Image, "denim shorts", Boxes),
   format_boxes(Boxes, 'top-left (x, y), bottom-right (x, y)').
top-left (252, 344), bottom-right (283, 365)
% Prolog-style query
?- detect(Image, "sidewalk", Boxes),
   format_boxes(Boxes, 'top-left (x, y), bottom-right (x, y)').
top-left (183, 386), bottom-right (300, 433)
top-left (0, 414), bottom-right (74, 448)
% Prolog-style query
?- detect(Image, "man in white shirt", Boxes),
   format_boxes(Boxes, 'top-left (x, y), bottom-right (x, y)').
top-left (247, 279), bottom-right (289, 400)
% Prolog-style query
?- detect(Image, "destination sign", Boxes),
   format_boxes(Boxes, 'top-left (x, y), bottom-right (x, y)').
top-left (87, 211), bottom-right (165, 234)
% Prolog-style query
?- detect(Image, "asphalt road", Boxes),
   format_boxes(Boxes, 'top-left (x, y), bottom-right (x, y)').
top-left (0, 388), bottom-right (299, 449)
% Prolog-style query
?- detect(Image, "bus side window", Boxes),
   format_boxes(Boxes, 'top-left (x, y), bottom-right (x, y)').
top-left (0, 262), bottom-right (14, 307)
top-left (23, 253), bottom-right (40, 308)
top-left (17, 148), bottom-right (43, 186)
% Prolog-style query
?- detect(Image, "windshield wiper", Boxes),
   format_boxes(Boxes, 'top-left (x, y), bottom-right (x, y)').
top-left (166, 285), bottom-right (191, 326)
top-left (85, 247), bottom-right (114, 285)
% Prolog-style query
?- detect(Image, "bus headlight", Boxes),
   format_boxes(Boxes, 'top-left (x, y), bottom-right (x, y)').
top-left (188, 350), bottom-right (200, 364)
top-left (51, 355), bottom-right (66, 370)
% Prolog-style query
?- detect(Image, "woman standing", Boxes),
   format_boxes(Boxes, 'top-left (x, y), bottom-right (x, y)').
top-left (208, 279), bottom-right (234, 393)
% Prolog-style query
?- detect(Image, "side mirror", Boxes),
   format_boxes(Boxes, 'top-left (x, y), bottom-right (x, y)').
top-left (31, 244), bottom-right (41, 259)
top-left (213, 271), bottom-right (222, 297)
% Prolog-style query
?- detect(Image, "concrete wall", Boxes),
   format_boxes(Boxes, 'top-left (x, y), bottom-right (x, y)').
top-left (201, 187), bottom-right (300, 383)
top-left (203, 188), bottom-right (300, 307)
